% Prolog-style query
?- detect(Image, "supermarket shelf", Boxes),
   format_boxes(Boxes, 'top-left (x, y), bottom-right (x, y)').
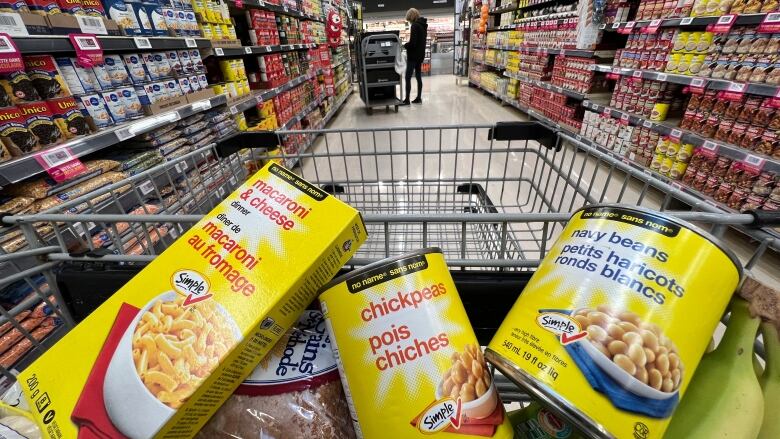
top-left (284, 89), bottom-right (352, 168)
top-left (8, 323), bottom-right (68, 374)
top-left (474, 44), bottom-right (614, 58)
top-left (13, 36), bottom-right (212, 53)
top-left (364, 63), bottom-right (395, 69)
top-left (214, 43), bottom-right (317, 57)
top-left (227, 69), bottom-right (320, 114)
top-left (473, 59), bottom-right (506, 69)
top-left (232, 0), bottom-right (325, 22)
top-left (581, 100), bottom-right (780, 174)
top-left (279, 96), bottom-right (323, 130)
top-left (332, 58), bottom-right (351, 69)
top-left (593, 65), bottom-right (780, 98)
top-left (503, 71), bottom-right (588, 100)
top-left (334, 76), bottom-right (349, 88)
top-left (0, 94), bottom-right (228, 187)
top-left (599, 13), bottom-right (770, 31)
top-left (489, 2), bottom-right (517, 14)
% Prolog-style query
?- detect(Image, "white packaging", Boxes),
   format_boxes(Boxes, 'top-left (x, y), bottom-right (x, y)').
top-left (92, 64), bottom-right (113, 90)
top-left (197, 73), bottom-right (208, 89)
top-left (178, 77), bottom-right (192, 94)
top-left (79, 93), bottom-right (114, 128)
top-left (153, 52), bottom-right (172, 78)
top-left (117, 86), bottom-right (144, 118)
top-left (177, 50), bottom-right (193, 72)
top-left (122, 53), bottom-right (148, 84)
top-left (188, 75), bottom-right (201, 91)
top-left (55, 57), bottom-right (100, 93)
top-left (165, 50), bottom-right (182, 73)
top-left (103, 54), bottom-right (130, 86)
top-left (102, 90), bottom-right (128, 123)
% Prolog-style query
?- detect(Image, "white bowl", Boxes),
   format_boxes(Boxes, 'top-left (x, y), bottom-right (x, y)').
top-left (579, 339), bottom-right (679, 400)
top-left (435, 374), bottom-right (499, 420)
top-left (103, 291), bottom-right (241, 438)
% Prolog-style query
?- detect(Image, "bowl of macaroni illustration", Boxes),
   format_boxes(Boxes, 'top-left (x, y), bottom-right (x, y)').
top-left (104, 291), bottom-right (241, 438)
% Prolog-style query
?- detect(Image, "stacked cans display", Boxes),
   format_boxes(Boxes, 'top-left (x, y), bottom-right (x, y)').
top-left (56, 51), bottom-right (207, 129)
top-left (614, 30), bottom-right (675, 71)
top-left (551, 55), bottom-right (606, 94)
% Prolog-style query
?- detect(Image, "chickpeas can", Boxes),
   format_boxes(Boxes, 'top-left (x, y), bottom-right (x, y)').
top-left (319, 248), bottom-right (514, 439)
top-left (485, 205), bottom-right (741, 439)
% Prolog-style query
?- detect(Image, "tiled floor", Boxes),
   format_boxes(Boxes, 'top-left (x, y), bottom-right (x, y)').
top-left (300, 75), bottom-right (779, 285)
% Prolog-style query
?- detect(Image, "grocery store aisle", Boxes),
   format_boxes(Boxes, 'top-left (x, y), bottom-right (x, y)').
top-left (330, 75), bottom-right (527, 128)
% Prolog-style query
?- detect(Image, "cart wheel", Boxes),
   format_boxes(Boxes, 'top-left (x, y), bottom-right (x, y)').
top-left (394, 105), bottom-right (399, 112)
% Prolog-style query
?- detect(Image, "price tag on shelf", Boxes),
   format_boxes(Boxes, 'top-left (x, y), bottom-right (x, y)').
top-left (229, 105), bottom-right (238, 115)
top-left (599, 24), bottom-right (607, 30)
top-left (611, 23), bottom-right (620, 29)
top-left (680, 17), bottom-right (694, 25)
top-left (619, 113), bottom-right (630, 125)
top-left (644, 19), bottom-right (663, 34)
top-left (631, 70), bottom-right (643, 79)
top-left (217, 186), bottom-right (226, 198)
top-left (75, 15), bottom-right (108, 35)
top-left (758, 12), bottom-right (780, 33)
top-left (68, 34), bottom-right (102, 67)
top-left (0, 13), bottom-right (29, 36)
top-left (700, 140), bottom-right (720, 158)
top-left (655, 73), bottom-right (667, 82)
top-left (769, 88), bottom-right (780, 108)
top-left (618, 21), bottom-right (635, 34)
top-left (175, 160), bottom-right (188, 173)
top-left (602, 107), bottom-right (612, 118)
top-left (607, 72), bottom-right (621, 80)
top-left (134, 37), bottom-right (151, 49)
top-left (642, 120), bottom-right (653, 129)
top-left (185, 38), bottom-right (197, 48)
top-left (214, 47), bottom-right (224, 56)
top-left (688, 77), bottom-right (707, 94)
top-left (718, 81), bottom-right (747, 101)
top-left (115, 127), bottom-right (134, 141)
top-left (708, 14), bottom-right (736, 33)
top-left (34, 146), bottom-right (87, 183)
top-left (575, 134), bottom-right (582, 141)
top-left (169, 227), bottom-right (179, 240)
top-left (255, 95), bottom-right (263, 105)
top-left (669, 129), bottom-right (683, 142)
top-left (283, 5), bottom-right (288, 12)
top-left (742, 154), bottom-right (766, 173)
top-left (244, 46), bottom-right (252, 54)
top-left (139, 180), bottom-right (155, 196)
top-left (229, 176), bottom-right (237, 186)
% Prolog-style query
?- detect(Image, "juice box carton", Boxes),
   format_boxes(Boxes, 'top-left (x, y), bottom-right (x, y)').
top-left (19, 162), bottom-right (367, 439)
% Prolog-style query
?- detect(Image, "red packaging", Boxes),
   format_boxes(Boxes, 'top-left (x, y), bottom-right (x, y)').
top-left (80, 0), bottom-right (104, 16)
top-left (56, 0), bottom-right (82, 14)
top-left (26, 0), bottom-right (60, 14)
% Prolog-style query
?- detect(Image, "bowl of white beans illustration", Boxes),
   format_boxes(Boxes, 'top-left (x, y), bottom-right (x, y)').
top-left (572, 306), bottom-right (683, 400)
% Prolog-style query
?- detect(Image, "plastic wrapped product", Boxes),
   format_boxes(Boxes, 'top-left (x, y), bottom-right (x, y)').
top-left (186, 127), bottom-right (213, 145)
top-left (22, 55), bottom-right (71, 100)
top-left (6, 159), bottom-right (119, 199)
top-left (127, 128), bottom-right (181, 147)
top-left (180, 120), bottom-right (209, 135)
top-left (103, 150), bottom-right (162, 171)
top-left (197, 310), bottom-right (356, 439)
top-left (0, 106), bottom-right (38, 157)
top-left (0, 70), bottom-right (40, 106)
top-left (18, 101), bottom-right (63, 148)
top-left (137, 123), bottom-right (176, 141)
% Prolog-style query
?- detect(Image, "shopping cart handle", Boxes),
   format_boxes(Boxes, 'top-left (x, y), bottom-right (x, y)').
top-left (746, 209), bottom-right (780, 228)
top-left (488, 121), bottom-right (558, 151)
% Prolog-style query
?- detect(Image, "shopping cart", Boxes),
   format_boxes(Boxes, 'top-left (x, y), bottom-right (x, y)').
top-left (0, 121), bottom-right (777, 405)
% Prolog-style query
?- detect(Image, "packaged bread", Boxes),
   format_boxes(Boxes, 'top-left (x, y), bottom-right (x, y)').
top-left (197, 310), bottom-right (356, 439)
top-left (28, 172), bottom-right (128, 212)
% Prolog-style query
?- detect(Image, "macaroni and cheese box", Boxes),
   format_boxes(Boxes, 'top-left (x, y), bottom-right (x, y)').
top-left (18, 162), bottom-right (367, 439)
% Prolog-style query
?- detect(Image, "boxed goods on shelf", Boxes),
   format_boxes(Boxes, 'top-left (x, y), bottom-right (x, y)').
top-left (551, 55), bottom-right (608, 93)
top-left (614, 30), bottom-right (675, 70)
top-left (530, 87), bottom-right (582, 129)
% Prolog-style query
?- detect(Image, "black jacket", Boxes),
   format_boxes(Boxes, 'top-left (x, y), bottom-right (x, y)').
top-left (404, 17), bottom-right (428, 63)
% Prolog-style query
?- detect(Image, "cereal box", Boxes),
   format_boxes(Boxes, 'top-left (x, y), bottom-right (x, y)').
top-left (19, 163), bottom-right (367, 439)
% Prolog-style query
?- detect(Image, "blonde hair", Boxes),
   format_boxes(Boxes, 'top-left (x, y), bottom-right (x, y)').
top-left (406, 8), bottom-right (420, 22)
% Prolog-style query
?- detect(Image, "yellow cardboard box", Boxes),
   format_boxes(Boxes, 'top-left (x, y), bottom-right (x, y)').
top-left (19, 162), bottom-right (366, 438)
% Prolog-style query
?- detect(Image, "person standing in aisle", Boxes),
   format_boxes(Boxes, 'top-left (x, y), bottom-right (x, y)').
top-left (403, 8), bottom-right (427, 105)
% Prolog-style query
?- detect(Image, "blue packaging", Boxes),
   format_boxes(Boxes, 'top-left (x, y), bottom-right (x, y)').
top-left (103, 0), bottom-right (142, 35)
top-left (78, 93), bottom-right (115, 128)
top-left (133, 85), bottom-right (151, 106)
top-left (131, 1), bottom-right (154, 36)
top-left (117, 87), bottom-right (144, 118)
top-left (143, 2), bottom-right (168, 36)
top-left (102, 90), bottom-right (128, 123)
top-left (103, 54), bottom-right (130, 86)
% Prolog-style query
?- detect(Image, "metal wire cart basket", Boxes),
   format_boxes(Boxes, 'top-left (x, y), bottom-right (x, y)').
top-left (0, 121), bottom-right (777, 404)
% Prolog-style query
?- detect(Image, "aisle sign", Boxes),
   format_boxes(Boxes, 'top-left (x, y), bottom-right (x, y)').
top-left (0, 34), bottom-right (24, 73)
top-left (34, 146), bottom-right (88, 183)
top-left (69, 34), bottom-right (103, 68)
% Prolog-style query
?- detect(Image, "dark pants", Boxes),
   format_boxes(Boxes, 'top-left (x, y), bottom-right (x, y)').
top-left (405, 60), bottom-right (423, 101)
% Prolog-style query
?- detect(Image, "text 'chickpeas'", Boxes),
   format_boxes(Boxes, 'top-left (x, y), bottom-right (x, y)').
top-left (440, 343), bottom-right (491, 402)
top-left (576, 305), bottom-right (684, 393)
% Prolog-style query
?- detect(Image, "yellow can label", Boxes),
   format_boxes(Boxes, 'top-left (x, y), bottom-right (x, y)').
top-left (320, 250), bottom-right (514, 439)
top-left (487, 205), bottom-right (739, 439)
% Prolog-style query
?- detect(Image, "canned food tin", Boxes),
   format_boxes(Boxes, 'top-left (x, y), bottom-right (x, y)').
top-left (319, 249), bottom-right (514, 438)
top-left (485, 205), bottom-right (741, 439)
